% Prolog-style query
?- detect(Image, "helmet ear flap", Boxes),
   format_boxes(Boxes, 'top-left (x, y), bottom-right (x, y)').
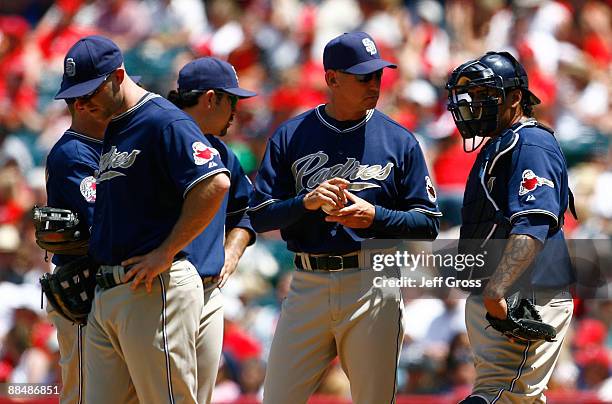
top-left (508, 88), bottom-right (523, 106)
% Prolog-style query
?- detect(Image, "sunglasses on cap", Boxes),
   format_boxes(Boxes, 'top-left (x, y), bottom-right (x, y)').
top-left (215, 90), bottom-right (239, 109)
top-left (340, 69), bottom-right (383, 83)
top-left (66, 73), bottom-right (113, 104)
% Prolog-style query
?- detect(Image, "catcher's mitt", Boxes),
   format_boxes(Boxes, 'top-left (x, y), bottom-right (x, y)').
top-left (33, 206), bottom-right (89, 255)
top-left (486, 294), bottom-right (557, 342)
top-left (40, 256), bottom-right (97, 325)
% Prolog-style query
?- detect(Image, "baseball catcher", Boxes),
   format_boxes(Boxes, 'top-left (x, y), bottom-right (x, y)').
top-left (447, 51), bottom-right (574, 403)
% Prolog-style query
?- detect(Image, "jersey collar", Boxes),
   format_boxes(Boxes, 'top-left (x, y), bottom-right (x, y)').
top-left (111, 92), bottom-right (160, 122)
top-left (65, 130), bottom-right (103, 144)
top-left (314, 104), bottom-right (374, 133)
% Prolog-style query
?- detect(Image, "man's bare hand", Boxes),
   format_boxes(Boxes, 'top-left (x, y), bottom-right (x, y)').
top-left (324, 190), bottom-right (375, 228)
top-left (123, 249), bottom-right (174, 293)
top-left (218, 255), bottom-right (239, 288)
top-left (303, 178), bottom-right (349, 211)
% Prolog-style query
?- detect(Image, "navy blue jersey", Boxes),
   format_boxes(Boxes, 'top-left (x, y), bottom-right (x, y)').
top-left (46, 130), bottom-right (102, 266)
top-left (205, 135), bottom-right (254, 235)
top-left (249, 105), bottom-right (441, 254)
top-left (188, 134), bottom-right (255, 276)
top-left (460, 120), bottom-right (574, 288)
top-left (89, 93), bottom-right (228, 266)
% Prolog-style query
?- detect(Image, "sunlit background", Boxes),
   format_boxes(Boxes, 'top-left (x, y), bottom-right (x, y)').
top-left (0, 0), bottom-right (610, 402)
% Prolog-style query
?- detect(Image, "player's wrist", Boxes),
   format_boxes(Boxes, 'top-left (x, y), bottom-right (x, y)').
top-left (223, 250), bottom-right (240, 265)
top-left (483, 286), bottom-right (505, 300)
top-left (302, 193), bottom-right (318, 211)
top-left (365, 205), bottom-right (375, 224)
top-left (153, 246), bottom-right (178, 264)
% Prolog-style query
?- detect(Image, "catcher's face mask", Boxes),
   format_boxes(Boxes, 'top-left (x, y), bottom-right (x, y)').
top-left (446, 51), bottom-right (542, 153)
top-left (446, 70), bottom-right (504, 153)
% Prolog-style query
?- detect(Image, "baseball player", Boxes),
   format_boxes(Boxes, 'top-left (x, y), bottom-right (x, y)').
top-left (43, 99), bottom-right (106, 404)
top-left (54, 35), bottom-right (230, 404)
top-left (249, 32), bottom-right (441, 403)
top-left (446, 51), bottom-right (575, 403)
top-left (167, 56), bottom-right (257, 403)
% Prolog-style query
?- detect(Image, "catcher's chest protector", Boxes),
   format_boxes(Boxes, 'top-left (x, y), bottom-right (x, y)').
top-left (458, 127), bottom-right (520, 282)
top-left (460, 131), bottom-right (517, 241)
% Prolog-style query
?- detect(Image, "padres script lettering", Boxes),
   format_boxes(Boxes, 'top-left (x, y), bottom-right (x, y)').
top-left (96, 146), bottom-right (141, 183)
top-left (292, 151), bottom-right (393, 193)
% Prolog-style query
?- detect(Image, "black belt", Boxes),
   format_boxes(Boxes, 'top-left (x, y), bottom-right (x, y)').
top-left (95, 266), bottom-right (128, 290)
top-left (294, 254), bottom-right (359, 271)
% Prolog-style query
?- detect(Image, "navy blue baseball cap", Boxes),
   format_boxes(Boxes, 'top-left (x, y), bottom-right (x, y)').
top-left (178, 57), bottom-right (256, 98)
top-left (323, 32), bottom-right (396, 74)
top-left (55, 35), bottom-right (123, 100)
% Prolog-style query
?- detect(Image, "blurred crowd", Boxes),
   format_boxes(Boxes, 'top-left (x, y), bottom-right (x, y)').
top-left (0, 0), bottom-right (610, 402)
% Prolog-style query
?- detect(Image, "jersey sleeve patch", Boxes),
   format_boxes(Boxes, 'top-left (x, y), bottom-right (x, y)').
top-left (79, 176), bottom-right (97, 203)
top-left (425, 176), bottom-right (437, 203)
top-left (518, 169), bottom-right (555, 196)
top-left (192, 142), bottom-right (220, 166)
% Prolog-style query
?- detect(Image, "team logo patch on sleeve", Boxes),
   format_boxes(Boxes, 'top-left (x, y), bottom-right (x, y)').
top-left (79, 176), bottom-right (97, 202)
top-left (425, 176), bottom-right (437, 202)
top-left (518, 169), bottom-right (555, 196)
top-left (192, 142), bottom-right (219, 166)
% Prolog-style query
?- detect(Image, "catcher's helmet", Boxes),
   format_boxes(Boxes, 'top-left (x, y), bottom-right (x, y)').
top-left (446, 51), bottom-right (541, 152)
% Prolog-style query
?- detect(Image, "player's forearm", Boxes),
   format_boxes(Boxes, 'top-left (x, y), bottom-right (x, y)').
top-left (248, 195), bottom-right (307, 232)
top-left (157, 173), bottom-right (230, 259)
top-left (225, 212), bottom-right (256, 245)
top-left (224, 227), bottom-right (252, 264)
top-left (369, 207), bottom-right (439, 240)
top-left (483, 233), bottom-right (543, 299)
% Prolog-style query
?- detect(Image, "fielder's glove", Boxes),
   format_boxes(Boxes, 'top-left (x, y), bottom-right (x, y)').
top-left (33, 206), bottom-right (89, 255)
top-left (40, 256), bottom-right (97, 325)
top-left (486, 294), bottom-right (557, 343)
